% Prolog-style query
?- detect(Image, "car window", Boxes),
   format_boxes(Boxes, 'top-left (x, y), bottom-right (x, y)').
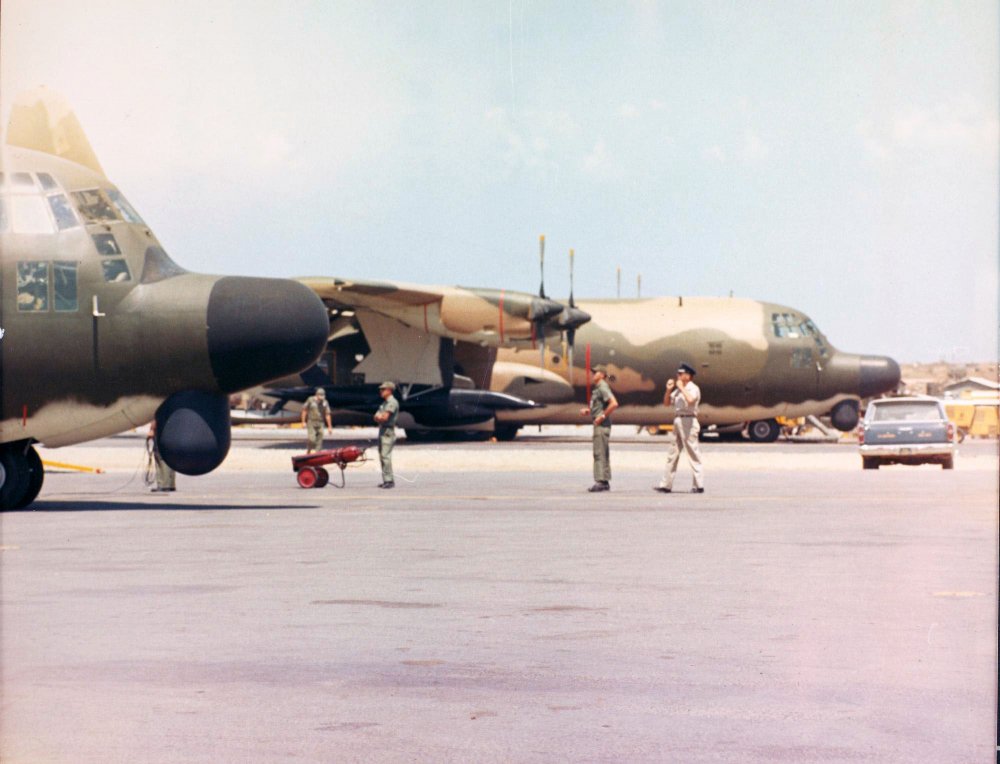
top-left (871, 402), bottom-right (941, 422)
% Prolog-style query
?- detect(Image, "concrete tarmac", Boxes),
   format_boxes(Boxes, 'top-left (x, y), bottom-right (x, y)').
top-left (1, 429), bottom-right (997, 763)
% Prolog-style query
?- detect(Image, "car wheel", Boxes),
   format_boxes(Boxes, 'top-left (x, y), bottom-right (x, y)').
top-left (862, 456), bottom-right (879, 470)
top-left (942, 456), bottom-right (954, 470)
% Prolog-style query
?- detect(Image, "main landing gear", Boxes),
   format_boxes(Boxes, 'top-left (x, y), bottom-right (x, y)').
top-left (0, 441), bottom-right (44, 510)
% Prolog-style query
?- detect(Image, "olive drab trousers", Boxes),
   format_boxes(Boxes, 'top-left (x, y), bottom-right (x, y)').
top-left (154, 447), bottom-right (176, 490)
top-left (592, 423), bottom-right (611, 482)
top-left (379, 428), bottom-right (396, 483)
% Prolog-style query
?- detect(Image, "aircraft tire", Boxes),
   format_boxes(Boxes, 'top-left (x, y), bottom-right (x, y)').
top-left (0, 445), bottom-right (31, 510)
top-left (315, 468), bottom-right (330, 487)
top-left (494, 424), bottom-right (520, 442)
top-left (830, 400), bottom-right (860, 432)
top-left (747, 419), bottom-right (780, 443)
top-left (14, 446), bottom-right (44, 509)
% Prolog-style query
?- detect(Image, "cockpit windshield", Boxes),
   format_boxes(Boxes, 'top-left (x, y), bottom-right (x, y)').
top-left (771, 312), bottom-right (830, 358)
top-left (0, 173), bottom-right (149, 245)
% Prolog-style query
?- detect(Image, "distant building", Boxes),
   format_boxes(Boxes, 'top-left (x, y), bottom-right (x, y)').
top-left (942, 377), bottom-right (1000, 398)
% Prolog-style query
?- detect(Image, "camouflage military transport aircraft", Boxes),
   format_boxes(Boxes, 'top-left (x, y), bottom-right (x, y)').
top-left (0, 89), bottom-right (329, 508)
top-left (259, 242), bottom-right (900, 442)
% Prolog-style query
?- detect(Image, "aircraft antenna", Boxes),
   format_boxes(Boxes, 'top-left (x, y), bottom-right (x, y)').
top-left (637, 274), bottom-right (642, 298)
top-left (568, 248), bottom-right (577, 385)
top-left (616, 266), bottom-right (621, 299)
top-left (538, 235), bottom-right (546, 368)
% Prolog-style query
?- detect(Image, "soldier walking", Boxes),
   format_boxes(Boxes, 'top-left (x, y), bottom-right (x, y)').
top-left (374, 381), bottom-right (399, 488)
top-left (580, 365), bottom-right (618, 492)
top-left (656, 363), bottom-right (704, 493)
top-left (301, 387), bottom-right (332, 454)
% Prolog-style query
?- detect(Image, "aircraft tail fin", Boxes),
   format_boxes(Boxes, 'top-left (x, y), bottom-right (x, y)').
top-left (5, 87), bottom-right (106, 177)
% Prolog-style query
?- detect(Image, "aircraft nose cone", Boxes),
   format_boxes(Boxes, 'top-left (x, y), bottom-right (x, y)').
top-left (858, 355), bottom-right (901, 398)
top-left (207, 277), bottom-right (328, 393)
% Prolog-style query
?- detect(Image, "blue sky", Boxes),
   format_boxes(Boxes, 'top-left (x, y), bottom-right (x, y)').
top-left (2, 1), bottom-right (997, 362)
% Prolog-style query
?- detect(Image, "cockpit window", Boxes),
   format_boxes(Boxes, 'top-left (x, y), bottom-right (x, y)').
top-left (17, 262), bottom-right (49, 311)
top-left (11, 172), bottom-right (35, 190)
top-left (72, 189), bottom-right (120, 224)
top-left (37, 173), bottom-right (59, 191)
top-left (92, 233), bottom-right (122, 255)
top-left (106, 189), bottom-right (145, 225)
top-left (53, 262), bottom-right (79, 311)
top-left (102, 258), bottom-right (132, 283)
top-left (771, 313), bottom-right (802, 338)
top-left (48, 194), bottom-right (80, 230)
top-left (8, 196), bottom-right (53, 234)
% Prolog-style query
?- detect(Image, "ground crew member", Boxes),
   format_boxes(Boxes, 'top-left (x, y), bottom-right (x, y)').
top-left (656, 363), bottom-right (704, 493)
top-left (146, 420), bottom-right (176, 492)
top-left (580, 365), bottom-right (618, 492)
top-left (374, 381), bottom-right (399, 488)
top-left (301, 387), bottom-right (332, 454)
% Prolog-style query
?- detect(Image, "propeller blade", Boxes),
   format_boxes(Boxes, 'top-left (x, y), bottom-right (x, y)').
top-left (567, 331), bottom-right (575, 387)
top-left (538, 234), bottom-right (546, 299)
top-left (569, 248), bottom-right (575, 308)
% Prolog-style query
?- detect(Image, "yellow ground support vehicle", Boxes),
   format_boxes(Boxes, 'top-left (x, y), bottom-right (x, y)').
top-left (943, 396), bottom-right (1000, 440)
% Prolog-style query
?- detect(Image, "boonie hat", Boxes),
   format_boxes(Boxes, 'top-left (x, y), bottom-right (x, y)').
top-left (592, 364), bottom-right (608, 375)
top-left (677, 363), bottom-right (696, 376)
top-left (315, 387), bottom-right (326, 396)
top-left (379, 381), bottom-right (396, 391)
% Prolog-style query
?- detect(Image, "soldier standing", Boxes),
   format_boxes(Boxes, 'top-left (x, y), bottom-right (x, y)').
top-left (146, 419), bottom-right (176, 492)
top-left (374, 381), bottom-right (399, 489)
top-left (301, 387), bottom-right (332, 454)
top-left (656, 363), bottom-right (704, 493)
top-left (580, 365), bottom-right (618, 492)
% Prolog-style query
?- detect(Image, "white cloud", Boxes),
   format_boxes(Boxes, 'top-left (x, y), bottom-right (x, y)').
top-left (703, 145), bottom-right (727, 163)
top-left (581, 139), bottom-right (621, 179)
top-left (857, 98), bottom-right (999, 164)
top-left (740, 131), bottom-right (769, 163)
top-left (619, 103), bottom-right (640, 120)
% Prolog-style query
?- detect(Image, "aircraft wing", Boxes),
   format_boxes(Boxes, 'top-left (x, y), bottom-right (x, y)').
top-left (299, 276), bottom-right (588, 348)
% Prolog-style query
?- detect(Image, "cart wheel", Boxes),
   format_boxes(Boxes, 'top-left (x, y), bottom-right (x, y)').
top-left (297, 467), bottom-right (318, 488)
top-left (315, 468), bottom-right (330, 488)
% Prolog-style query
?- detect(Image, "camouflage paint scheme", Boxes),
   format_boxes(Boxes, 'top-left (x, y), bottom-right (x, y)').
top-left (0, 90), bottom-right (329, 508)
top-left (268, 277), bottom-right (899, 439)
top-left (490, 296), bottom-right (899, 429)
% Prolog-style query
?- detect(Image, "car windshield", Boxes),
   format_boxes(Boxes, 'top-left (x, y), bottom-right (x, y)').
top-left (870, 402), bottom-right (941, 422)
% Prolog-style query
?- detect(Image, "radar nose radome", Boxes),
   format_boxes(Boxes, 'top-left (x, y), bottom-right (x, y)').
top-left (858, 355), bottom-right (901, 398)
top-left (207, 277), bottom-right (329, 393)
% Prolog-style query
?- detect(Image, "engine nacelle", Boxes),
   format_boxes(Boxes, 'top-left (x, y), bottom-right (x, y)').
top-left (155, 391), bottom-right (231, 475)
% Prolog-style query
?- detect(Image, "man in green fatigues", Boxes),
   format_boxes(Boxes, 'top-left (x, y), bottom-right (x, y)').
top-left (579, 365), bottom-right (619, 492)
top-left (301, 387), bottom-right (332, 454)
top-left (374, 381), bottom-right (399, 489)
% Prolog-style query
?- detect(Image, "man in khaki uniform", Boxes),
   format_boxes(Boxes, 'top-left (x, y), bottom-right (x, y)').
top-left (580, 365), bottom-right (618, 492)
top-left (656, 363), bottom-right (704, 493)
top-left (373, 381), bottom-right (399, 488)
top-left (301, 387), bottom-right (332, 454)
